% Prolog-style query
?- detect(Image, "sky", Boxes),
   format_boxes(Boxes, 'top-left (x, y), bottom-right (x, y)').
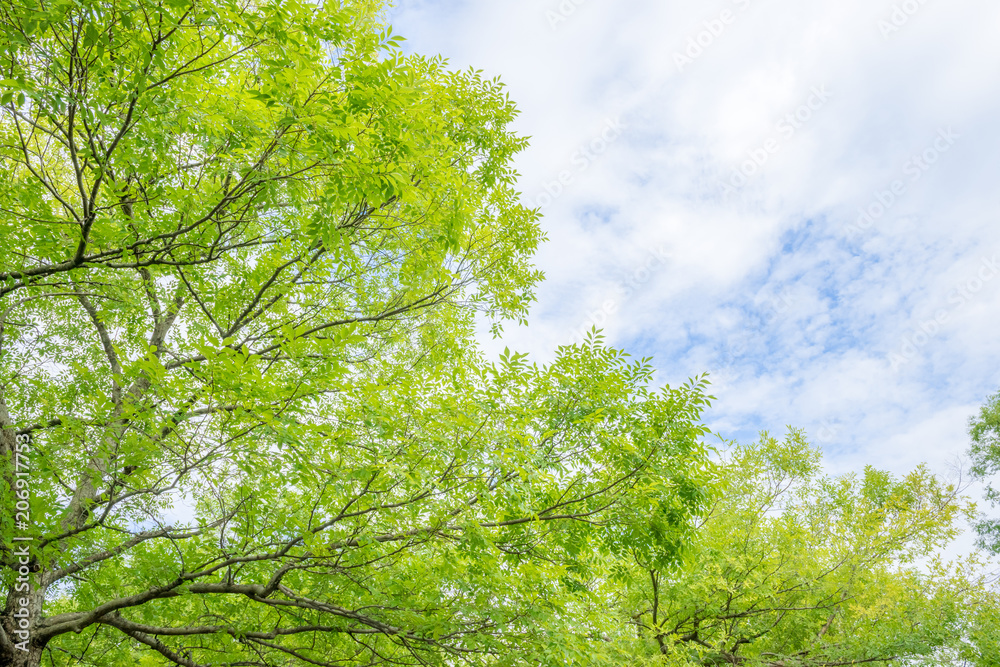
top-left (386, 0), bottom-right (1000, 501)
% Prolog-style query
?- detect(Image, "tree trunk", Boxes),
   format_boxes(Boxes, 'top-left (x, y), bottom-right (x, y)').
top-left (1, 585), bottom-right (47, 667)
top-left (2, 401), bottom-right (47, 667)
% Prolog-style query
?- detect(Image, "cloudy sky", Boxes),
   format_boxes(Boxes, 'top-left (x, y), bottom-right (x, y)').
top-left (387, 0), bottom-right (1000, 496)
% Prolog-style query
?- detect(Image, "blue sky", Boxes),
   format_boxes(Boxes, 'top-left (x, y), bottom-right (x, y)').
top-left (386, 0), bottom-right (1000, 499)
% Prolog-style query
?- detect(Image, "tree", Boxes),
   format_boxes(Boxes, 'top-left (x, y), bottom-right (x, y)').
top-left (968, 388), bottom-right (1000, 552)
top-left (0, 1), bottom-right (717, 665)
top-left (610, 430), bottom-right (992, 666)
top-left (959, 581), bottom-right (1000, 667)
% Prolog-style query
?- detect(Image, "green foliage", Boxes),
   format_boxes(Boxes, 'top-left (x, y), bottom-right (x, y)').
top-left (969, 388), bottom-right (1000, 552)
top-left (611, 430), bottom-right (992, 666)
top-left (960, 583), bottom-right (1000, 666)
top-left (0, 2), bottom-right (715, 665)
top-left (1, 1), bottom-right (994, 665)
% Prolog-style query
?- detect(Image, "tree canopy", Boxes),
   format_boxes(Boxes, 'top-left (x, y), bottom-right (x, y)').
top-left (607, 431), bottom-right (998, 666)
top-left (969, 388), bottom-right (1000, 553)
top-left (0, 1), bottom-right (716, 665)
top-left (1, 1), bottom-right (997, 667)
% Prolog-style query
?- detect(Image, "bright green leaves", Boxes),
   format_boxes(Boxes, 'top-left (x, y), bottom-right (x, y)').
top-left (611, 430), bottom-right (991, 666)
top-left (969, 387), bottom-right (1000, 552)
top-left (1, 0), bottom-right (541, 322)
top-left (0, 2), bottom-right (715, 665)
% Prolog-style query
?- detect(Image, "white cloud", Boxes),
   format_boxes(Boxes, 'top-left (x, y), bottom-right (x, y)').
top-left (388, 0), bottom-right (1000, 499)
